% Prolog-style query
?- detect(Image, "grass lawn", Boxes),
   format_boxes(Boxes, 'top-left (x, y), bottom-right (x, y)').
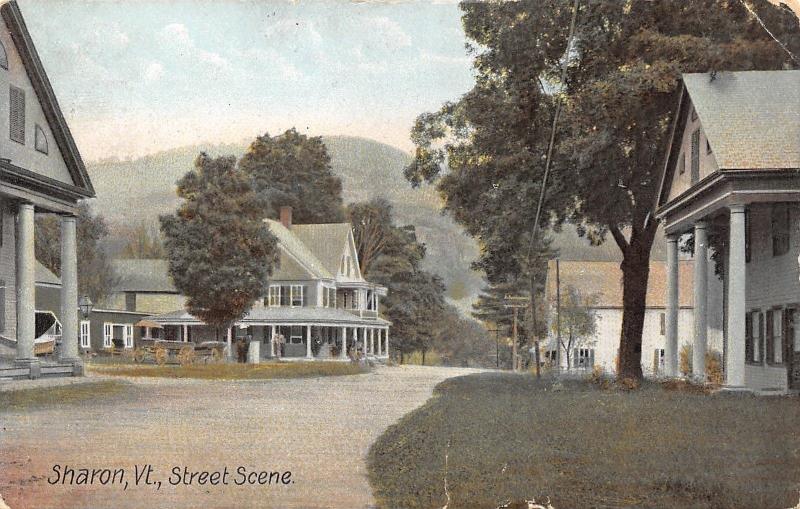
top-left (87, 360), bottom-right (368, 380)
top-left (0, 381), bottom-right (128, 411)
top-left (368, 373), bottom-right (800, 509)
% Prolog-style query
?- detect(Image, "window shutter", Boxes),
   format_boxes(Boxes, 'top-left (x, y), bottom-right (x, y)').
top-left (690, 129), bottom-right (700, 184)
top-left (759, 312), bottom-right (765, 364)
top-left (9, 86), bottom-right (25, 144)
top-left (745, 312), bottom-right (753, 362)
top-left (302, 286), bottom-right (308, 307)
top-left (573, 349), bottom-right (578, 368)
top-left (653, 349), bottom-right (659, 374)
top-left (766, 310), bottom-right (774, 363)
top-left (0, 282), bottom-right (5, 332)
top-left (589, 349), bottom-right (595, 368)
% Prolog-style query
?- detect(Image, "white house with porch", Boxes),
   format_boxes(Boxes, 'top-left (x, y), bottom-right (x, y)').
top-left (656, 70), bottom-right (800, 393)
top-left (148, 206), bottom-right (391, 361)
top-left (0, 1), bottom-right (95, 379)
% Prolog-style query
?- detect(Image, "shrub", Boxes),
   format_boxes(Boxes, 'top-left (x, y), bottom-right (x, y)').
top-left (679, 344), bottom-right (692, 376)
top-left (706, 350), bottom-right (723, 385)
top-left (617, 377), bottom-right (640, 391)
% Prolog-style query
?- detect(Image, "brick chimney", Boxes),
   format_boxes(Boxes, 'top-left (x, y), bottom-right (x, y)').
top-left (280, 206), bottom-right (293, 229)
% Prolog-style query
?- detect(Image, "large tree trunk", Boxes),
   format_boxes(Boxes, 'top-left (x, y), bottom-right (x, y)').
top-left (615, 224), bottom-right (657, 381)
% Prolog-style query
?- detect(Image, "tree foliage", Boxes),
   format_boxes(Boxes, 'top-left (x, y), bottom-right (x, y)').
top-left (120, 222), bottom-right (166, 259)
top-left (239, 128), bottom-right (345, 224)
top-left (35, 203), bottom-right (119, 305)
top-left (160, 154), bottom-right (279, 331)
top-left (405, 0), bottom-right (800, 379)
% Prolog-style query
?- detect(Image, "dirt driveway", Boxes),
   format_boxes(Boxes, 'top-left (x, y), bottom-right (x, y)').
top-left (0, 365), bottom-right (484, 509)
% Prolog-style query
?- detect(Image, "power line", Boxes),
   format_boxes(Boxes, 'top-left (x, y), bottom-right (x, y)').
top-left (739, 0), bottom-right (798, 64)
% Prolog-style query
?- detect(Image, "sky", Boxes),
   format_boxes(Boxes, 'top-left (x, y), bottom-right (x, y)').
top-left (17, 0), bottom-right (476, 162)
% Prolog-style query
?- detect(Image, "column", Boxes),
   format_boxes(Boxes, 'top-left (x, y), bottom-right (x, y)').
top-left (693, 221), bottom-right (708, 381)
top-left (15, 202), bottom-right (37, 370)
top-left (385, 328), bottom-right (390, 358)
top-left (182, 324), bottom-right (189, 343)
top-left (726, 205), bottom-right (747, 388)
top-left (270, 325), bottom-right (276, 357)
top-left (665, 234), bottom-right (679, 377)
top-left (306, 325), bottom-right (312, 359)
top-left (377, 329), bottom-right (382, 356)
top-left (59, 215), bottom-right (80, 367)
top-left (226, 327), bottom-right (232, 361)
top-left (340, 327), bottom-right (347, 359)
top-left (369, 328), bottom-right (375, 356)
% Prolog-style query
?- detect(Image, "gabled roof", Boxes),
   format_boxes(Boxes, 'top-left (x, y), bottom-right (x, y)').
top-left (291, 223), bottom-right (353, 277)
top-left (683, 70), bottom-right (800, 170)
top-left (35, 261), bottom-right (59, 285)
top-left (265, 220), bottom-right (333, 280)
top-left (545, 260), bottom-right (694, 309)
top-left (657, 70), bottom-right (800, 209)
top-left (110, 259), bottom-right (177, 293)
top-left (0, 1), bottom-right (94, 198)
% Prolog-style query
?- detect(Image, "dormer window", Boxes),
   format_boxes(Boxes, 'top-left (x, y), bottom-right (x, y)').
top-left (34, 125), bottom-right (48, 154)
top-left (0, 40), bottom-right (7, 70)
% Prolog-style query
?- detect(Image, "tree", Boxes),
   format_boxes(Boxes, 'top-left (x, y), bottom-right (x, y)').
top-left (348, 198), bottom-right (423, 277)
top-left (35, 203), bottom-right (119, 305)
top-left (433, 304), bottom-right (496, 368)
top-left (160, 153), bottom-right (279, 335)
top-left (120, 222), bottom-right (166, 259)
top-left (406, 0), bottom-right (800, 380)
top-left (552, 285), bottom-right (598, 369)
top-left (238, 128), bottom-right (345, 224)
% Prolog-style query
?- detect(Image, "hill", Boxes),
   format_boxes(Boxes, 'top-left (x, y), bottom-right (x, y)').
top-left (85, 135), bottom-right (484, 310)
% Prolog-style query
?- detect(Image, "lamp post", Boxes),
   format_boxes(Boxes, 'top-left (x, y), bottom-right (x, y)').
top-left (79, 296), bottom-right (93, 320)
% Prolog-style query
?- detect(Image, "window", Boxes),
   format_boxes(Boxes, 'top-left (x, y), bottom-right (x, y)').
top-left (653, 348), bottom-right (665, 373)
top-left (345, 256), bottom-right (351, 277)
top-left (575, 348), bottom-right (594, 369)
top-left (340, 256), bottom-right (346, 275)
top-left (772, 203), bottom-right (790, 257)
top-left (329, 288), bottom-right (336, 308)
top-left (80, 321), bottom-right (91, 348)
top-left (268, 286), bottom-right (281, 307)
top-left (125, 293), bottom-right (137, 312)
top-left (280, 285), bottom-right (290, 306)
top-left (290, 285), bottom-right (304, 307)
top-left (766, 309), bottom-right (785, 365)
top-left (0, 40), bottom-right (7, 70)
top-left (103, 323), bottom-right (113, 348)
top-left (659, 313), bottom-right (665, 336)
top-left (9, 86), bottom-right (25, 145)
top-left (352, 290), bottom-right (359, 310)
top-left (34, 125), bottom-right (48, 154)
top-left (124, 325), bottom-right (134, 348)
top-left (678, 152), bottom-right (685, 175)
top-left (289, 325), bottom-right (303, 344)
top-left (690, 129), bottom-right (700, 184)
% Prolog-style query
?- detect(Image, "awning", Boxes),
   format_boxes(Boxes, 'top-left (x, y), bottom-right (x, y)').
top-left (134, 319), bottom-right (163, 329)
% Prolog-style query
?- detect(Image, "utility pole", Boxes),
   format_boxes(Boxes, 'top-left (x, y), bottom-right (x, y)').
top-left (504, 296), bottom-right (529, 373)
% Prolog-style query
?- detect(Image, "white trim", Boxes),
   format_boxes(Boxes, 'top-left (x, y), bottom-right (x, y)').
top-left (103, 322), bottom-right (112, 348)
top-left (80, 320), bottom-right (90, 348)
top-left (268, 285), bottom-right (281, 307)
top-left (124, 324), bottom-right (134, 348)
top-left (290, 284), bottom-right (304, 307)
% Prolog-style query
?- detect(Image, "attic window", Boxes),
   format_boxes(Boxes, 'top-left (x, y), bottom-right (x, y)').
top-left (691, 107), bottom-right (697, 122)
top-left (34, 125), bottom-right (48, 154)
top-left (9, 86), bottom-right (25, 145)
top-left (0, 41), bottom-right (7, 70)
top-left (690, 129), bottom-right (700, 184)
top-left (706, 139), bottom-right (712, 155)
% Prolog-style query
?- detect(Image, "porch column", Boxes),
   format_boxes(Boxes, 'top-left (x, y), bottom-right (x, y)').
top-left (270, 325), bottom-right (276, 357)
top-left (370, 328), bottom-right (375, 356)
top-left (226, 327), bottom-right (232, 360)
top-left (340, 327), bottom-right (348, 359)
top-left (59, 215), bottom-right (80, 368)
top-left (692, 221), bottom-right (708, 381)
top-left (182, 324), bottom-right (188, 343)
top-left (664, 234), bottom-right (679, 377)
top-left (306, 325), bottom-right (312, 358)
top-left (15, 202), bottom-right (37, 370)
top-left (726, 205), bottom-right (747, 388)
top-left (385, 328), bottom-right (390, 358)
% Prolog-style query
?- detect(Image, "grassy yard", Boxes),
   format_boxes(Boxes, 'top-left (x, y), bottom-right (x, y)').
top-left (87, 360), bottom-right (368, 380)
top-left (368, 373), bottom-right (800, 509)
top-left (0, 380), bottom-right (128, 411)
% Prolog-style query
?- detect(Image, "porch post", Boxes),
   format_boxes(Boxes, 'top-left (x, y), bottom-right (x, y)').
top-left (370, 328), bottom-right (375, 356)
top-left (665, 234), bottom-right (679, 377)
top-left (376, 329), bottom-right (382, 356)
top-left (226, 327), bottom-right (232, 361)
top-left (385, 328), bottom-right (390, 358)
top-left (59, 214), bottom-right (80, 369)
top-left (340, 327), bottom-right (347, 359)
top-left (306, 325), bottom-right (312, 359)
top-left (182, 324), bottom-right (188, 343)
top-left (693, 220), bottom-right (708, 381)
top-left (270, 325), bottom-right (276, 357)
top-left (726, 205), bottom-right (747, 388)
top-left (15, 202), bottom-right (37, 372)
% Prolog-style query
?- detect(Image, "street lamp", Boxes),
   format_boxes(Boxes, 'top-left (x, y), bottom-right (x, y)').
top-left (78, 296), bottom-right (93, 319)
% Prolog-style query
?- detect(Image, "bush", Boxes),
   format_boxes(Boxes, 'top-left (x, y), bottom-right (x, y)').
top-left (706, 350), bottom-right (723, 385)
top-left (405, 350), bottom-right (442, 366)
top-left (680, 344), bottom-right (692, 376)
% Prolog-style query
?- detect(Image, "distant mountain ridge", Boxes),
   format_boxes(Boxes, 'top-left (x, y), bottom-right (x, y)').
top-left (85, 135), bottom-right (485, 311)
